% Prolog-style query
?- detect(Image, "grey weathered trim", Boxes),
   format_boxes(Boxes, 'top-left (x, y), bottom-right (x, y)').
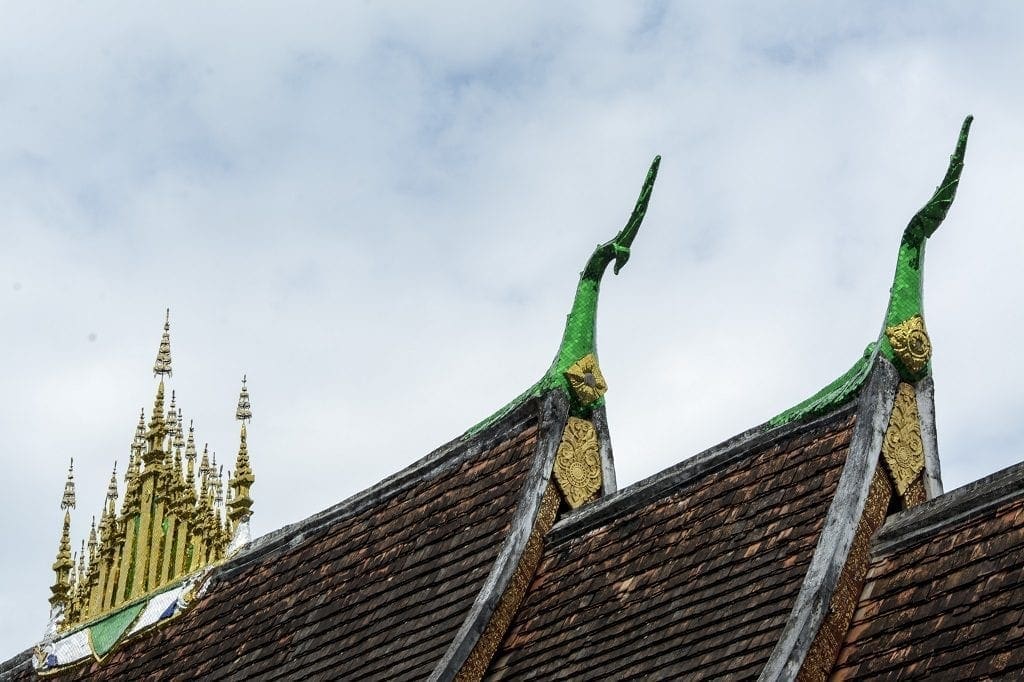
top-left (218, 395), bottom-right (544, 581)
top-left (429, 389), bottom-right (569, 682)
top-left (873, 458), bottom-right (1024, 556)
top-left (591, 405), bottom-right (617, 495)
top-left (915, 375), bottom-right (944, 498)
top-left (758, 356), bottom-right (900, 682)
top-left (0, 647), bottom-right (32, 680)
top-left (549, 402), bottom-right (859, 546)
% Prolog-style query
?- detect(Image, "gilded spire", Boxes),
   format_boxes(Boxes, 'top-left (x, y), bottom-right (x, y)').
top-left (50, 460), bottom-right (76, 608)
top-left (61, 459), bottom-right (76, 511)
top-left (235, 375), bottom-right (252, 422)
top-left (43, 310), bottom-right (258, 643)
top-left (229, 375), bottom-right (256, 524)
top-left (106, 462), bottom-right (118, 505)
top-left (153, 309), bottom-right (172, 377)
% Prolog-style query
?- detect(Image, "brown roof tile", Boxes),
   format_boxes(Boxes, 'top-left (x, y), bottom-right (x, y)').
top-left (486, 408), bottom-right (857, 681)
top-left (833, 462), bottom-right (1024, 680)
top-left (5, 400), bottom-right (544, 681)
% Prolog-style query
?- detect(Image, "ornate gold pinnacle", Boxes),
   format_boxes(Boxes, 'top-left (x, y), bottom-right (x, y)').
top-left (44, 312), bottom-right (255, 638)
top-left (236, 375), bottom-right (252, 422)
top-left (153, 309), bottom-right (173, 377)
top-left (60, 459), bottom-right (76, 511)
top-left (564, 354), bottom-right (608, 406)
top-left (881, 382), bottom-right (926, 500)
top-left (553, 417), bottom-right (603, 508)
top-left (885, 315), bottom-right (931, 376)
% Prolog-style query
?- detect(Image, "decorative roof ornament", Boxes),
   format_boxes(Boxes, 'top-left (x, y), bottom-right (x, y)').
top-left (771, 117), bottom-right (973, 426)
top-left (879, 116), bottom-right (973, 380)
top-left (564, 353), bottom-right (608, 406)
top-left (467, 156), bottom-right (660, 435)
top-left (553, 417), bottom-right (603, 508)
top-left (153, 309), bottom-right (173, 377)
top-left (60, 459), bottom-right (76, 511)
top-left (236, 375), bottom-right (252, 422)
top-left (37, 312), bottom-right (257, 670)
top-left (229, 377), bottom-right (256, 525)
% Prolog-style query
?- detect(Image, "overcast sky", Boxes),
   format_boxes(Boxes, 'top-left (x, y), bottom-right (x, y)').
top-left (2, 3), bottom-right (1023, 657)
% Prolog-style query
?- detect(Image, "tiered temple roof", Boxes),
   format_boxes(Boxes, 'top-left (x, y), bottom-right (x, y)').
top-left (3, 116), bottom-right (1023, 681)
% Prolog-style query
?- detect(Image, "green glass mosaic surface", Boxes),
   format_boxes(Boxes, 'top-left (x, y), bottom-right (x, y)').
top-left (771, 116), bottom-right (972, 425)
top-left (466, 156), bottom-right (660, 435)
top-left (89, 601), bottom-right (145, 658)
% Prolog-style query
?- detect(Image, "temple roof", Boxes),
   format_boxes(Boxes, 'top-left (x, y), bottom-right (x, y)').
top-left (4, 117), bottom-right (1023, 681)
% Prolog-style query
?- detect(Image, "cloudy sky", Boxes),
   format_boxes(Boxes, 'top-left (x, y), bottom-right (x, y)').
top-left (2, 3), bottom-right (1023, 657)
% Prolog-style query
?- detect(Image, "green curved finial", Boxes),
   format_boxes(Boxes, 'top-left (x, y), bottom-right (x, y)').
top-left (465, 155), bottom-right (661, 434)
top-left (883, 115), bottom-right (972, 329)
top-left (552, 155), bottom-right (661, 378)
top-left (878, 116), bottom-right (972, 380)
top-left (771, 117), bottom-right (972, 425)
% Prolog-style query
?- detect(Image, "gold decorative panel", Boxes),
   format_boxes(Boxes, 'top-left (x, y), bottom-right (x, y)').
top-left (885, 315), bottom-right (931, 375)
top-left (881, 382), bottom-right (925, 498)
top-left (553, 417), bottom-right (602, 508)
top-left (455, 484), bottom-right (560, 682)
top-left (564, 353), bottom-right (608, 405)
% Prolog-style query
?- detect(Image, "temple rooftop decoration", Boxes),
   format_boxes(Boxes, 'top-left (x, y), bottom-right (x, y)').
top-left (4, 116), bottom-right (1024, 680)
top-left (31, 312), bottom-right (255, 672)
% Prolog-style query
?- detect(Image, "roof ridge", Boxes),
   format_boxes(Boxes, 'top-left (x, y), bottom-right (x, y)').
top-left (873, 457), bottom-right (1024, 556)
top-left (216, 394), bottom-right (544, 579)
top-left (546, 401), bottom-right (859, 546)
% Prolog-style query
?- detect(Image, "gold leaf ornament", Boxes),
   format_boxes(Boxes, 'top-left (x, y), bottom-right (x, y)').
top-left (881, 382), bottom-right (925, 496)
top-left (553, 417), bottom-right (602, 508)
top-left (564, 353), bottom-right (608, 405)
top-left (885, 315), bottom-right (931, 375)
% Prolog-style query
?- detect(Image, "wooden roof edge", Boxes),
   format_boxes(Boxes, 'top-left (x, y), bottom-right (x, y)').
top-left (758, 355), bottom-right (901, 682)
top-left (430, 389), bottom-right (569, 682)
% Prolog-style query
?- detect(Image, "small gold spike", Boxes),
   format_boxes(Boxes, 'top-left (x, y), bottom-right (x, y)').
top-left (235, 375), bottom-right (252, 422)
top-left (564, 353), bottom-right (608, 405)
top-left (153, 309), bottom-right (173, 377)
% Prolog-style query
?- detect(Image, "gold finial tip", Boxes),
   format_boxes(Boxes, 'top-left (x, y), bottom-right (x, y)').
top-left (61, 459), bottom-right (77, 510)
top-left (153, 310), bottom-right (173, 377)
top-left (235, 376), bottom-right (252, 423)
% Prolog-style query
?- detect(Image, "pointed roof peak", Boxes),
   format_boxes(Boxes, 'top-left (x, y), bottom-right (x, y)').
top-left (153, 308), bottom-right (173, 377)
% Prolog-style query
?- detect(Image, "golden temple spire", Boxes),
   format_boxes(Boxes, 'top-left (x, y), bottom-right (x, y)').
top-left (87, 517), bottom-right (98, 567)
top-left (235, 375), bottom-right (252, 422)
top-left (49, 460), bottom-right (76, 608)
top-left (61, 459), bottom-right (76, 510)
top-left (153, 309), bottom-right (172, 377)
top-left (106, 462), bottom-right (118, 506)
top-left (145, 380), bottom-right (167, 464)
top-left (229, 378), bottom-right (255, 524)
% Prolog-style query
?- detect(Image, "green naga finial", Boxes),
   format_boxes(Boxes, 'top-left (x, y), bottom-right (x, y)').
top-left (880, 115), bottom-right (972, 380)
top-left (466, 156), bottom-right (661, 434)
top-left (551, 155), bottom-right (661, 395)
top-left (771, 117), bottom-right (972, 425)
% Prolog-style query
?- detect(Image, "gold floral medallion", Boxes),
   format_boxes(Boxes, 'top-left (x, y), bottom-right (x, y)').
top-left (553, 417), bottom-right (602, 508)
top-left (564, 353), bottom-right (608, 405)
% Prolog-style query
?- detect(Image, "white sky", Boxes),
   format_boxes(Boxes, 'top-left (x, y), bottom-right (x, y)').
top-left (2, 3), bottom-right (1023, 657)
